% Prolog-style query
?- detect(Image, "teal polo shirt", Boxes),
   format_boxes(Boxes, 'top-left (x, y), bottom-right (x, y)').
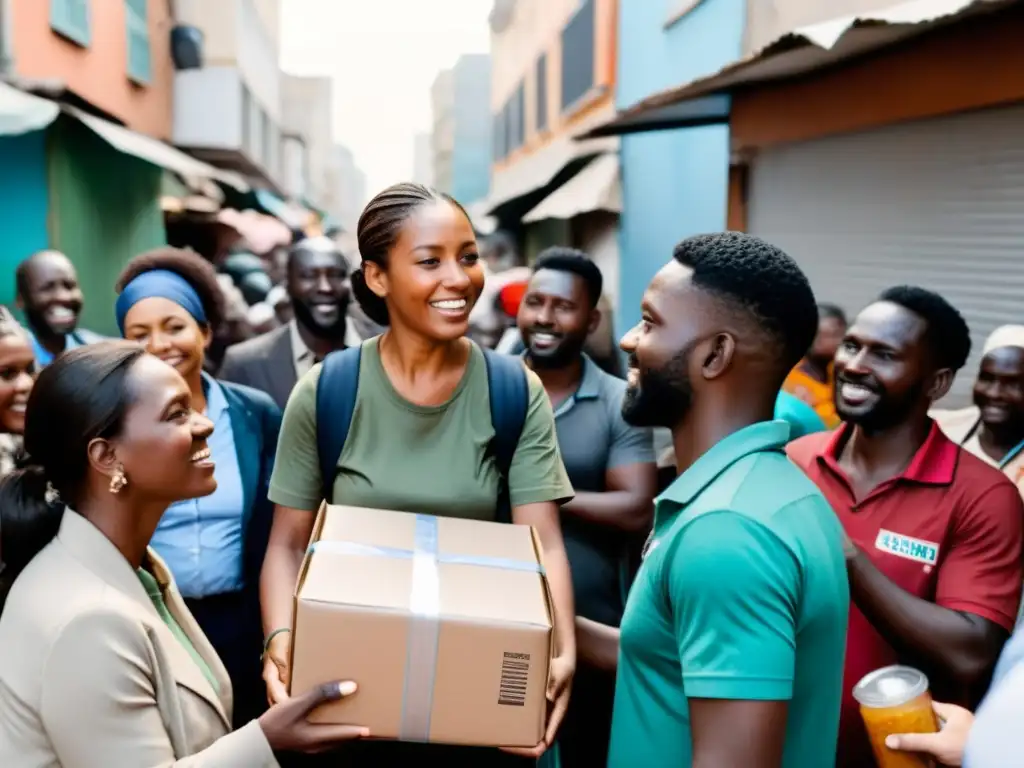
top-left (775, 390), bottom-right (827, 440)
top-left (608, 421), bottom-right (849, 767)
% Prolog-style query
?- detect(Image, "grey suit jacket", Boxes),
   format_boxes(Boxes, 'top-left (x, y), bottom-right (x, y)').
top-left (218, 324), bottom-right (296, 411)
top-left (0, 512), bottom-right (278, 767)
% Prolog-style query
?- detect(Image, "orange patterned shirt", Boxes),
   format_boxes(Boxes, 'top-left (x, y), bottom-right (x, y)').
top-left (783, 362), bottom-right (840, 429)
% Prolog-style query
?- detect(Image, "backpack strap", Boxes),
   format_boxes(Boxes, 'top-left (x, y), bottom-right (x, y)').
top-left (482, 348), bottom-right (530, 524)
top-left (315, 345), bottom-right (362, 504)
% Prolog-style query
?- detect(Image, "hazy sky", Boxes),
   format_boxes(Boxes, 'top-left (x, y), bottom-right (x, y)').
top-left (280, 0), bottom-right (491, 205)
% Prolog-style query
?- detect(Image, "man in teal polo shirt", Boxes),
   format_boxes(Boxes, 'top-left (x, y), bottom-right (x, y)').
top-left (610, 232), bottom-right (849, 767)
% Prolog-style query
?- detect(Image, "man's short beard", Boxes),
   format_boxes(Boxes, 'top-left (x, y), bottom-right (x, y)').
top-left (293, 300), bottom-right (349, 340)
top-left (622, 346), bottom-right (694, 429)
top-left (836, 380), bottom-right (924, 433)
top-left (526, 337), bottom-right (585, 371)
top-left (24, 305), bottom-right (71, 338)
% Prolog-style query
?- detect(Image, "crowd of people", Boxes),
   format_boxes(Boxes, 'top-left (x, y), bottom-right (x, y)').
top-left (0, 181), bottom-right (1021, 766)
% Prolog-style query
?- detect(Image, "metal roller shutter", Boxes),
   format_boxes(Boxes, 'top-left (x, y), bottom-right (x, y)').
top-left (748, 104), bottom-right (1024, 405)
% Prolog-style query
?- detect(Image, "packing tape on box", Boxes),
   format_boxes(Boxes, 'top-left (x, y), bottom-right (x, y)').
top-left (308, 514), bottom-right (545, 741)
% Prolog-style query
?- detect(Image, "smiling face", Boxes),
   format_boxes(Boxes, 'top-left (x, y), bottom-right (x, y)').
top-left (287, 246), bottom-right (350, 338)
top-left (517, 268), bottom-right (597, 369)
top-left (834, 301), bottom-right (942, 430)
top-left (620, 261), bottom-right (705, 429)
top-left (121, 297), bottom-right (209, 384)
top-left (19, 252), bottom-right (84, 337)
top-left (364, 200), bottom-right (484, 342)
top-left (110, 354), bottom-right (216, 503)
top-left (973, 346), bottom-right (1024, 431)
top-left (0, 333), bottom-right (35, 434)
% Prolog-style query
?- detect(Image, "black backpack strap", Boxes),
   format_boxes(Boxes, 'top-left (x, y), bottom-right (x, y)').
top-left (315, 345), bottom-right (362, 504)
top-left (482, 348), bottom-right (530, 524)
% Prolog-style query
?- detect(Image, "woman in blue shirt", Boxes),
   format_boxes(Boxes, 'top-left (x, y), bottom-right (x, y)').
top-left (114, 248), bottom-right (282, 728)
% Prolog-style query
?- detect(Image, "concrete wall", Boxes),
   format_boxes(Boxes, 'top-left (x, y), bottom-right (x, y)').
top-left (491, 0), bottom-right (591, 107)
top-left (331, 143), bottom-right (366, 232)
top-left (171, 0), bottom-right (281, 179)
top-left (281, 74), bottom-right (333, 205)
top-left (174, 0), bottom-right (280, 119)
top-left (174, 0), bottom-right (236, 60)
top-left (172, 67), bottom-right (244, 148)
top-left (615, 0), bottom-right (744, 334)
top-left (451, 53), bottom-right (491, 205)
top-left (235, 0), bottom-right (280, 122)
top-left (431, 68), bottom-right (455, 195)
top-left (10, 0), bottom-right (174, 138)
top-left (490, 0), bottom-right (617, 173)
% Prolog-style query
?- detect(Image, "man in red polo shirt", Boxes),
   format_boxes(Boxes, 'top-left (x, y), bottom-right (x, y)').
top-left (788, 286), bottom-right (1024, 768)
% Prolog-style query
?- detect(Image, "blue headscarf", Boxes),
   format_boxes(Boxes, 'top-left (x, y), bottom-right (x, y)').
top-left (115, 269), bottom-right (207, 335)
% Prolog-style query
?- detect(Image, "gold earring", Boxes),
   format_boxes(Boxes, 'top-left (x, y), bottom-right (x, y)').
top-left (109, 464), bottom-right (128, 495)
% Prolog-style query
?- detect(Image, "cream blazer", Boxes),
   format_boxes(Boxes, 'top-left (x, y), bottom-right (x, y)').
top-left (0, 511), bottom-right (278, 767)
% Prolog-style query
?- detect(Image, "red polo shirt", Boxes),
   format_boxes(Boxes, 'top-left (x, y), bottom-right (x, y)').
top-left (788, 422), bottom-right (1024, 768)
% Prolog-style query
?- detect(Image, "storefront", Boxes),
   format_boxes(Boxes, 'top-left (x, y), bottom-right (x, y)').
top-left (744, 102), bottom-right (1024, 403)
top-left (588, 0), bottom-right (1024, 404)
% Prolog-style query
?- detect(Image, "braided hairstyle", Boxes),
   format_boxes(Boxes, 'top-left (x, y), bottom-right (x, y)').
top-left (351, 182), bottom-right (471, 326)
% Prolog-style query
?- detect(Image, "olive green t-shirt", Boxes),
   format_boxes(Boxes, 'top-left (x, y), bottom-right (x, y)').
top-left (269, 338), bottom-right (574, 517)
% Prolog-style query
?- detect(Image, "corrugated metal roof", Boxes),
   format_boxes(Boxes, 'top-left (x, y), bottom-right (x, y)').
top-left (578, 0), bottom-right (1017, 139)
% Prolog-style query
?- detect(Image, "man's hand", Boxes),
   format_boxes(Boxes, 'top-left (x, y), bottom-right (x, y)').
top-left (885, 701), bottom-right (973, 767)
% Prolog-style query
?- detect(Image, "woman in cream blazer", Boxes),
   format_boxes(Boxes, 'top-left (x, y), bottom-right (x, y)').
top-left (0, 342), bottom-right (366, 767)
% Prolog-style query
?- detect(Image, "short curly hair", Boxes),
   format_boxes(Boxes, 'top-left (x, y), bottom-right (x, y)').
top-left (877, 285), bottom-right (972, 372)
top-left (673, 232), bottom-right (819, 373)
top-left (115, 247), bottom-right (226, 330)
top-left (533, 247), bottom-right (603, 309)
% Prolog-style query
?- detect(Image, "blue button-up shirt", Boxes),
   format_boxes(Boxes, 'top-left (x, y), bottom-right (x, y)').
top-left (149, 379), bottom-right (246, 599)
top-left (29, 328), bottom-right (104, 368)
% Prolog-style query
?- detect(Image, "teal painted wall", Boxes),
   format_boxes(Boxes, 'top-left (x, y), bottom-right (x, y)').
top-left (47, 118), bottom-right (167, 335)
top-left (615, 0), bottom-right (745, 337)
top-left (0, 131), bottom-right (51, 307)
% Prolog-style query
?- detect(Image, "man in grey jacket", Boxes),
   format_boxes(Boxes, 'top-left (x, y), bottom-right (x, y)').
top-left (219, 237), bottom-right (362, 409)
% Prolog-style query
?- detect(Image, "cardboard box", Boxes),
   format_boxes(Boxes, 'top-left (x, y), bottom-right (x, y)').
top-left (289, 503), bottom-right (554, 748)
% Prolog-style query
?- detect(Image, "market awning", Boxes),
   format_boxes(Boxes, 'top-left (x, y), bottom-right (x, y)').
top-left (299, 196), bottom-right (343, 235)
top-left (522, 153), bottom-right (621, 223)
top-left (577, 0), bottom-right (1016, 139)
top-left (254, 189), bottom-right (317, 232)
top-left (466, 199), bottom-right (498, 235)
top-left (217, 209), bottom-right (291, 253)
top-left (64, 105), bottom-right (249, 192)
top-left (485, 103), bottom-right (619, 215)
top-left (0, 81), bottom-right (59, 136)
top-left (580, 94), bottom-right (731, 140)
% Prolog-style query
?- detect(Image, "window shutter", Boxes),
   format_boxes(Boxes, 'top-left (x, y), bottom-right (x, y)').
top-left (125, 0), bottom-right (152, 84)
top-left (50, 0), bottom-right (91, 47)
top-left (560, 0), bottom-right (595, 112)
